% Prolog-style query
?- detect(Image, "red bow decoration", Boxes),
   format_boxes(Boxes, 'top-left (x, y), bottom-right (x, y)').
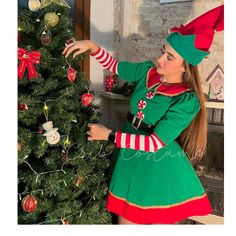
top-left (18, 48), bottom-right (41, 80)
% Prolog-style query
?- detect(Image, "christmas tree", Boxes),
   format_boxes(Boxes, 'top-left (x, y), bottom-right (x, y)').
top-left (18, 1), bottom-right (112, 224)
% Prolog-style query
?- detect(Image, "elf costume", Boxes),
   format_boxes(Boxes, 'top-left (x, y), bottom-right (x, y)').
top-left (91, 5), bottom-right (224, 224)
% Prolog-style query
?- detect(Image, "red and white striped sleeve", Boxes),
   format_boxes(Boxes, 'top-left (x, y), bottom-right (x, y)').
top-left (114, 132), bottom-right (166, 153)
top-left (90, 47), bottom-right (118, 74)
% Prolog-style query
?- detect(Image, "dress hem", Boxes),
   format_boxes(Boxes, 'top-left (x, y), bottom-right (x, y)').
top-left (106, 191), bottom-right (213, 224)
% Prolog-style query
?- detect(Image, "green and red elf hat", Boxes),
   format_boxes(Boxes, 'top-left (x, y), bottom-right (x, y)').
top-left (166, 5), bottom-right (224, 65)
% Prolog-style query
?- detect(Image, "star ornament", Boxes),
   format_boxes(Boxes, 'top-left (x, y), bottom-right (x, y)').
top-left (41, 0), bottom-right (71, 9)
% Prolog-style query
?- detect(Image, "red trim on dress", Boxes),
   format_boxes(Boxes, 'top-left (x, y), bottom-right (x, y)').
top-left (106, 191), bottom-right (212, 224)
top-left (146, 67), bottom-right (193, 96)
top-left (146, 67), bottom-right (162, 89)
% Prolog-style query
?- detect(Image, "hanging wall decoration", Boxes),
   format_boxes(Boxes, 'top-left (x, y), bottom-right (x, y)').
top-left (206, 64), bottom-right (224, 101)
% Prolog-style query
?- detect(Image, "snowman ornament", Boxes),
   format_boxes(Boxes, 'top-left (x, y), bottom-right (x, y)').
top-left (42, 121), bottom-right (60, 145)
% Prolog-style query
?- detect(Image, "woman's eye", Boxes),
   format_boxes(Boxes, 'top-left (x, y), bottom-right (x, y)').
top-left (167, 56), bottom-right (172, 61)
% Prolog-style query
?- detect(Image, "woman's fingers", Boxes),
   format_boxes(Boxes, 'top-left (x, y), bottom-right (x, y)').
top-left (63, 40), bottom-right (90, 58)
top-left (62, 42), bottom-right (81, 57)
top-left (64, 44), bottom-right (81, 58)
top-left (87, 123), bottom-right (92, 141)
top-left (62, 42), bottom-right (76, 54)
top-left (73, 50), bottom-right (83, 58)
top-left (87, 123), bottom-right (93, 140)
top-left (87, 130), bottom-right (91, 135)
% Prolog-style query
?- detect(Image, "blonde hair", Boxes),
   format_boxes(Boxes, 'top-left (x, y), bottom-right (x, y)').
top-left (177, 61), bottom-right (208, 164)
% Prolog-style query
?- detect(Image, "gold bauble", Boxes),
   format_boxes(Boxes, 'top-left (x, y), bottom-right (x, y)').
top-left (41, 0), bottom-right (71, 8)
top-left (44, 12), bottom-right (60, 27)
top-left (28, 0), bottom-right (41, 12)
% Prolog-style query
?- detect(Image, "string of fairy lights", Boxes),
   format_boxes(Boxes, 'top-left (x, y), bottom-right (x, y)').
top-left (18, 0), bottom-right (110, 223)
top-left (18, 142), bottom-right (111, 224)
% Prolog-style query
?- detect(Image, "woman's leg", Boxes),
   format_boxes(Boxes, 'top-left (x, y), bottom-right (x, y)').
top-left (118, 216), bottom-right (136, 224)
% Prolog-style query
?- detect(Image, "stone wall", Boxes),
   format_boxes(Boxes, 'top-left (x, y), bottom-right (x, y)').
top-left (114, 0), bottom-right (224, 94)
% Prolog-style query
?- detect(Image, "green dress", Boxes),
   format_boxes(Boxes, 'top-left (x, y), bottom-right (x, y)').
top-left (106, 61), bottom-right (212, 224)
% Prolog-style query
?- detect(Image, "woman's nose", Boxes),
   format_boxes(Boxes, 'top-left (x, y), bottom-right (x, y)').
top-left (157, 55), bottom-right (165, 67)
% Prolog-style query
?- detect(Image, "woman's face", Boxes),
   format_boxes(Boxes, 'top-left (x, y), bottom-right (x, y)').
top-left (156, 43), bottom-right (185, 76)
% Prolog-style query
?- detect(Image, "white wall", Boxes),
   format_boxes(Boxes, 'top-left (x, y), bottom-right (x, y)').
top-left (90, 0), bottom-right (114, 128)
top-left (90, 0), bottom-right (114, 91)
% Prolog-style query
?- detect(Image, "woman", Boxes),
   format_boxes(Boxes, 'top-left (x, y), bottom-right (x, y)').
top-left (63, 5), bottom-right (223, 224)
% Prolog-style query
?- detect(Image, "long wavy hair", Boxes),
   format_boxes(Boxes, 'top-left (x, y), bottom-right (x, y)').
top-left (177, 61), bottom-right (208, 164)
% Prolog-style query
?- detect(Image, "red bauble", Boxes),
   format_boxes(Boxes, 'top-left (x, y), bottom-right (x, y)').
top-left (105, 76), bottom-right (115, 92)
top-left (18, 103), bottom-right (28, 110)
top-left (67, 67), bottom-right (77, 83)
top-left (81, 92), bottom-right (94, 107)
top-left (21, 195), bottom-right (38, 213)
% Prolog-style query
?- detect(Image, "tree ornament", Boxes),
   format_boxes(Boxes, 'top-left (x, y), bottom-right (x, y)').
top-left (18, 103), bottom-right (28, 110)
top-left (44, 12), bottom-right (60, 27)
top-left (42, 121), bottom-right (60, 145)
top-left (73, 176), bottom-right (85, 187)
top-left (67, 67), bottom-right (77, 83)
top-left (28, 0), bottom-right (41, 12)
top-left (81, 90), bottom-right (94, 107)
top-left (63, 138), bottom-right (71, 148)
top-left (41, 28), bottom-right (52, 45)
top-left (40, 0), bottom-right (71, 8)
top-left (64, 138), bottom-right (70, 146)
top-left (43, 104), bottom-right (49, 112)
top-left (21, 195), bottom-right (38, 213)
top-left (18, 48), bottom-right (41, 80)
top-left (105, 75), bottom-right (114, 92)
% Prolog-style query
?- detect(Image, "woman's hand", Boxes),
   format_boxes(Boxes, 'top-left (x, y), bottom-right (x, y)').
top-left (62, 40), bottom-right (99, 58)
top-left (87, 123), bottom-right (112, 141)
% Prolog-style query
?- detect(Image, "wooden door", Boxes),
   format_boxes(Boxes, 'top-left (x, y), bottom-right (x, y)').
top-left (74, 0), bottom-right (91, 80)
